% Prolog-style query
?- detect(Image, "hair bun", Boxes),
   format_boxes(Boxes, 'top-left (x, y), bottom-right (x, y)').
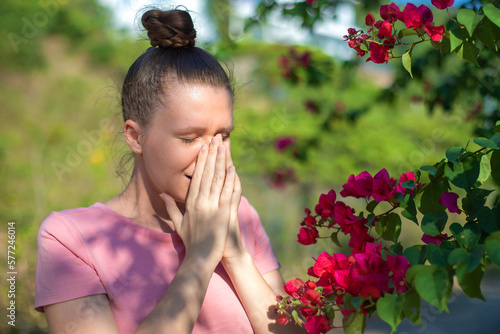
top-left (142, 9), bottom-right (196, 48)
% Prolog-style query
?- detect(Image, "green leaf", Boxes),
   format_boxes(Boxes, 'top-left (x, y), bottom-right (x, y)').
top-left (457, 8), bottom-right (483, 36)
top-left (450, 223), bottom-right (466, 248)
top-left (375, 215), bottom-right (386, 238)
top-left (406, 264), bottom-right (428, 282)
top-left (411, 265), bottom-right (450, 312)
top-left (426, 242), bottom-right (453, 268)
top-left (491, 133), bottom-right (500, 146)
top-left (390, 242), bottom-right (403, 255)
top-left (351, 296), bottom-right (363, 310)
top-left (403, 245), bottom-right (427, 266)
top-left (484, 3), bottom-right (500, 29)
top-left (291, 309), bottom-right (305, 325)
top-left (402, 288), bottom-right (421, 325)
top-left (444, 156), bottom-right (481, 191)
top-left (366, 200), bottom-right (379, 213)
top-left (485, 231), bottom-right (500, 268)
top-left (343, 311), bottom-right (366, 334)
top-left (418, 180), bottom-right (449, 215)
top-left (382, 213), bottom-right (402, 243)
top-left (495, 120), bottom-right (500, 133)
top-left (490, 150), bottom-right (500, 187)
top-left (478, 154), bottom-right (491, 184)
top-left (474, 137), bottom-right (498, 149)
top-left (462, 188), bottom-right (494, 221)
top-left (456, 39), bottom-right (480, 66)
top-left (457, 261), bottom-right (485, 300)
top-left (463, 222), bottom-right (481, 250)
top-left (398, 28), bottom-right (419, 40)
top-left (446, 146), bottom-right (464, 163)
top-left (468, 245), bottom-right (484, 273)
top-left (420, 165), bottom-right (437, 176)
top-left (449, 28), bottom-right (466, 52)
top-left (478, 207), bottom-right (500, 233)
top-left (401, 194), bottom-right (418, 225)
top-left (367, 212), bottom-right (376, 226)
top-left (448, 248), bottom-right (469, 266)
top-left (440, 35), bottom-right (451, 54)
top-left (475, 16), bottom-right (500, 49)
top-left (422, 211), bottom-right (448, 236)
top-left (402, 50), bottom-right (413, 78)
top-left (330, 231), bottom-right (342, 248)
top-left (376, 294), bottom-right (403, 333)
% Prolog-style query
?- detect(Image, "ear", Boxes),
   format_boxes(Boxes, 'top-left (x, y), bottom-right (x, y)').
top-left (124, 119), bottom-right (143, 156)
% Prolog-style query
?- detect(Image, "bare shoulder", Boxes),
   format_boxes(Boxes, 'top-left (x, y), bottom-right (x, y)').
top-left (45, 294), bottom-right (119, 334)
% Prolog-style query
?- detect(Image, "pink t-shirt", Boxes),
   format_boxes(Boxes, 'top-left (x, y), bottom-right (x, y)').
top-left (35, 196), bottom-right (280, 333)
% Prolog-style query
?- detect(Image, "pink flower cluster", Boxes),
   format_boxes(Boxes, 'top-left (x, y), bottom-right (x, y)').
top-left (297, 169), bottom-right (417, 246)
top-left (283, 279), bottom-right (332, 333)
top-left (278, 47), bottom-right (312, 82)
top-left (286, 169), bottom-right (420, 332)
top-left (284, 245), bottom-right (410, 331)
top-left (310, 244), bottom-right (410, 303)
top-left (345, 2), bottom-right (450, 64)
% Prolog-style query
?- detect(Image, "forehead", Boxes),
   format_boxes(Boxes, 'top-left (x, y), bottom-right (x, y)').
top-left (160, 84), bottom-right (233, 130)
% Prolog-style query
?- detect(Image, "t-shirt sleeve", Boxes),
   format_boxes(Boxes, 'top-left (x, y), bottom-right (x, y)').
top-left (35, 211), bottom-right (106, 312)
top-left (243, 198), bottom-right (281, 275)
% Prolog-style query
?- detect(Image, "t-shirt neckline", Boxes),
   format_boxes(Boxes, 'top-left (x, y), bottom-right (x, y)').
top-left (91, 202), bottom-right (182, 242)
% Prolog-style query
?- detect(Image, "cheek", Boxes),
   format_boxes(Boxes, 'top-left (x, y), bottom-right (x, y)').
top-left (174, 144), bottom-right (202, 169)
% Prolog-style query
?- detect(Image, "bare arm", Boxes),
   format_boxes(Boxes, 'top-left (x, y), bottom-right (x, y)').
top-left (45, 294), bottom-right (119, 334)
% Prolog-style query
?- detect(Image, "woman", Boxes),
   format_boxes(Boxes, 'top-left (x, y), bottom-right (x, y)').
top-left (34, 7), bottom-right (304, 334)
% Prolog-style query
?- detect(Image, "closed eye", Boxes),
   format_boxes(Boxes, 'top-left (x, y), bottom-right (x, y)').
top-left (181, 138), bottom-right (197, 144)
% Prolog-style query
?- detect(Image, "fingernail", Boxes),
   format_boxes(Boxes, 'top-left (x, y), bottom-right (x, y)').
top-left (201, 144), bottom-right (207, 153)
top-left (228, 166), bottom-right (235, 174)
top-left (212, 137), bottom-right (218, 145)
top-left (218, 145), bottom-right (225, 153)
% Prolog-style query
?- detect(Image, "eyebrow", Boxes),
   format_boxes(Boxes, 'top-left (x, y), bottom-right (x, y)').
top-left (176, 126), bottom-right (234, 134)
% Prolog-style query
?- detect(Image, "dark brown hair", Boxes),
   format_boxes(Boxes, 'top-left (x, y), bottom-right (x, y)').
top-left (121, 8), bottom-right (233, 132)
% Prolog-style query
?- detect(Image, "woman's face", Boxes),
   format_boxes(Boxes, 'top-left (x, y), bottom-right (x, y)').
top-left (140, 83), bottom-right (233, 203)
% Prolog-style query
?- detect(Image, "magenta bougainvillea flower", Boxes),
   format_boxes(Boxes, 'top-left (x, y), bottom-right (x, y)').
top-left (422, 233), bottom-right (449, 245)
top-left (372, 168), bottom-right (397, 202)
top-left (431, 0), bottom-right (454, 10)
top-left (387, 254), bottom-right (411, 292)
top-left (439, 192), bottom-right (462, 214)
top-left (365, 13), bottom-right (375, 26)
top-left (297, 226), bottom-right (319, 245)
top-left (377, 21), bottom-right (393, 40)
top-left (304, 315), bottom-right (331, 334)
top-left (424, 22), bottom-right (445, 41)
top-left (380, 3), bottom-right (402, 23)
top-left (314, 189), bottom-right (336, 219)
top-left (402, 3), bottom-right (433, 29)
top-left (367, 42), bottom-right (390, 64)
top-left (274, 136), bottom-right (296, 152)
top-left (340, 171), bottom-right (374, 198)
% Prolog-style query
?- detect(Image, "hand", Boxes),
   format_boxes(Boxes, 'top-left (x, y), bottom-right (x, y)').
top-left (221, 143), bottom-right (245, 262)
top-left (160, 135), bottom-right (236, 264)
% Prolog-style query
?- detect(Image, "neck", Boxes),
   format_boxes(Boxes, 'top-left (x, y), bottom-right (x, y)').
top-left (109, 163), bottom-right (178, 233)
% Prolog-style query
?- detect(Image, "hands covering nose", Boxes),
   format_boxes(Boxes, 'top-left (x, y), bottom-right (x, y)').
top-left (160, 134), bottom-right (243, 264)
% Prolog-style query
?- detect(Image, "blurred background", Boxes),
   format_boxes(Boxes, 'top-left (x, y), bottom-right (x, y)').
top-left (1, 0), bottom-right (499, 333)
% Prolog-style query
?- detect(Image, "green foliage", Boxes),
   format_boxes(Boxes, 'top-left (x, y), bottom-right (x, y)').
top-left (376, 293), bottom-right (403, 333)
